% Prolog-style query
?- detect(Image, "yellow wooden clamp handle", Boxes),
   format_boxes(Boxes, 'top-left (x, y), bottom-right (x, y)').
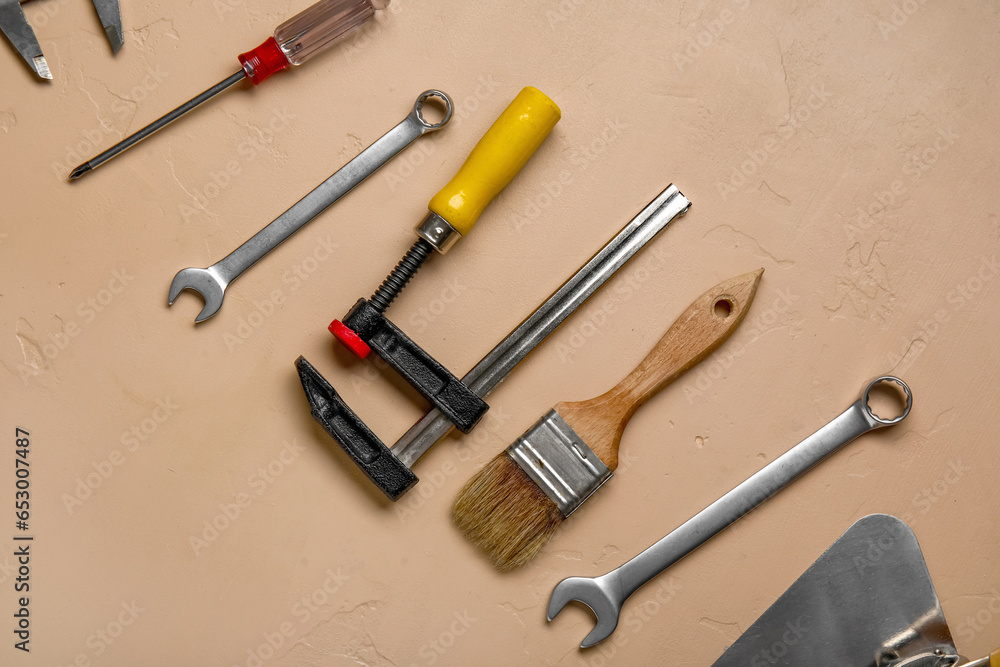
top-left (428, 86), bottom-right (561, 236)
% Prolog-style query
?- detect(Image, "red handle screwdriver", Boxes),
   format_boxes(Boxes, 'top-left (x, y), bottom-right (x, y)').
top-left (70, 0), bottom-right (388, 180)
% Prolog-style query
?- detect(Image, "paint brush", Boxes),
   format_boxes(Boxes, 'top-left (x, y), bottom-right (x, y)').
top-left (451, 269), bottom-right (763, 571)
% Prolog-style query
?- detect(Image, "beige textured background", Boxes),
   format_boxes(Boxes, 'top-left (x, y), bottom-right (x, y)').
top-left (2, 0), bottom-right (999, 664)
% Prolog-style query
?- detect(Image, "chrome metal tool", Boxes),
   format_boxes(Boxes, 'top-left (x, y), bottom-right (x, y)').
top-left (713, 514), bottom-right (993, 667)
top-left (1, 0), bottom-right (121, 79)
top-left (168, 90), bottom-right (452, 323)
top-left (548, 376), bottom-right (913, 648)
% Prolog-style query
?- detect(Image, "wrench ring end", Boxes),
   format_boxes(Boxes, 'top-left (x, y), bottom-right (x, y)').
top-left (413, 90), bottom-right (453, 131)
top-left (862, 375), bottom-right (912, 426)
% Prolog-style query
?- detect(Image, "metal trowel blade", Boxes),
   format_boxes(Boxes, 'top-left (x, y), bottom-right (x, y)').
top-left (713, 514), bottom-right (957, 667)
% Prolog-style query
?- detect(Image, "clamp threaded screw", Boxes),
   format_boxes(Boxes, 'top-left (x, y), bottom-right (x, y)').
top-left (369, 238), bottom-right (434, 313)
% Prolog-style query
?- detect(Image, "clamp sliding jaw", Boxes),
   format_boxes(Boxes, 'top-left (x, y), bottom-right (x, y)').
top-left (335, 297), bottom-right (488, 433)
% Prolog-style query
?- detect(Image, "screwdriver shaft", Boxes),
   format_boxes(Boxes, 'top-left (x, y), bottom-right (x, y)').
top-left (69, 70), bottom-right (247, 180)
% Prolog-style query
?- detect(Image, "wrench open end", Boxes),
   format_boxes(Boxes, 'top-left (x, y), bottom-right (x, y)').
top-left (168, 267), bottom-right (227, 323)
top-left (547, 576), bottom-right (622, 648)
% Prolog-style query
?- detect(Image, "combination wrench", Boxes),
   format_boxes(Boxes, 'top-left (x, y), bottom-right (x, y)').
top-left (168, 90), bottom-right (453, 323)
top-left (547, 375), bottom-right (913, 648)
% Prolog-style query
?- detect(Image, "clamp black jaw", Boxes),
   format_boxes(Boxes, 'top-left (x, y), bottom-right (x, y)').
top-left (297, 218), bottom-right (493, 499)
top-left (296, 356), bottom-right (418, 501)
top-left (341, 298), bottom-right (488, 433)
top-left (298, 298), bottom-right (490, 501)
top-left (296, 296), bottom-right (489, 499)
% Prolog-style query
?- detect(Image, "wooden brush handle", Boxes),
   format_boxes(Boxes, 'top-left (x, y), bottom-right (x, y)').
top-left (605, 269), bottom-right (763, 408)
top-left (555, 269), bottom-right (763, 469)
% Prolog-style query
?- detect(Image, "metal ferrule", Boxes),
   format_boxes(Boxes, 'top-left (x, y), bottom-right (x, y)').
top-left (506, 410), bottom-right (613, 518)
top-left (415, 212), bottom-right (461, 253)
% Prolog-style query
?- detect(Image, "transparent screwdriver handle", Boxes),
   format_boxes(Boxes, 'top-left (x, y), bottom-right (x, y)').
top-left (239, 0), bottom-right (387, 84)
top-left (276, 0), bottom-right (388, 65)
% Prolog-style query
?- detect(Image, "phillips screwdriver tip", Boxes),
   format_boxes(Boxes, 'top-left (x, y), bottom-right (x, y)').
top-left (68, 163), bottom-right (93, 180)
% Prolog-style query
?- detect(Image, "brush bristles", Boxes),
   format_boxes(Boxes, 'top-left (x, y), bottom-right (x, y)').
top-left (451, 452), bottom-right (564, 571)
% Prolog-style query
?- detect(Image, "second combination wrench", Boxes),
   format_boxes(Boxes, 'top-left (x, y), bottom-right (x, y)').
top-left (168, 89), bottom-right (452, 323)
top-left (547, 375), bottom-right (913, 648)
